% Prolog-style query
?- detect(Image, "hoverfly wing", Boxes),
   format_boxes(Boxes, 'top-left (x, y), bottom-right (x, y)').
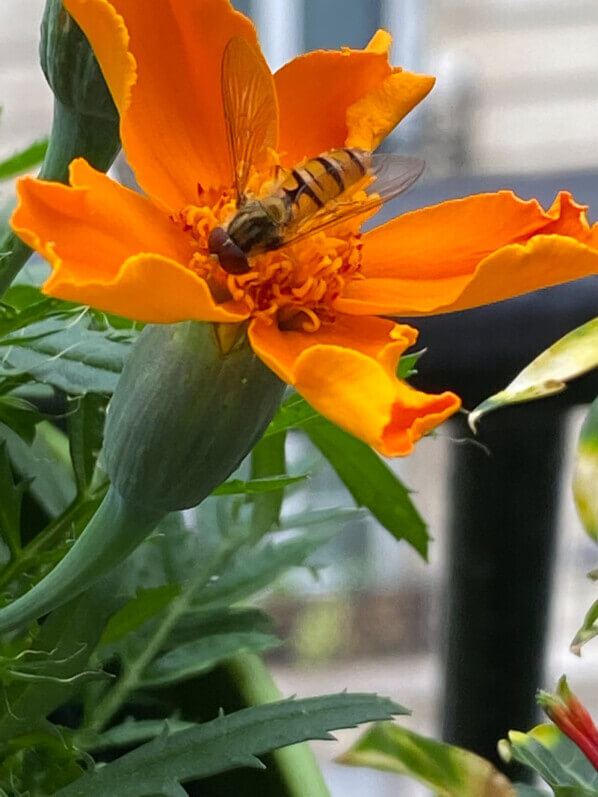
top-left (279, 154), bottom-right (425, 247)
top-left (221, 36), bottom-right (278, 203)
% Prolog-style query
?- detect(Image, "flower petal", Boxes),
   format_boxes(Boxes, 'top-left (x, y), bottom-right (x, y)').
top-left (64, 0), bottom-right (260, 209)
top-left (249, 314), bottom-right (460, 456)
top-left (345, 69), bottom-right (435, 151)
top-left (336, 191), bottom-right (598, 315)
top-left (45, 252), bottom-right (247, 323)
top-left (11, 159), bottom-right (246, 323)
top-left (275, 30), bottom-right (393, 165)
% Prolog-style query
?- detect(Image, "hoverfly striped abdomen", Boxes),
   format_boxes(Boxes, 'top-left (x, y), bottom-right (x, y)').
top-left (276, 148), bottom-right (372, 227)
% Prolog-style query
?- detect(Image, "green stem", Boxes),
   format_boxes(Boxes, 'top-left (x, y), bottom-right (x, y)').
top-left (226, 654), bottom-right (331, 797)
top-left (0, 483), bottom-right (107, 591)
top-left (0, 99), bottom-right (120, 297)
top-left (0, 485), bottom-right (162, 633)
top-left (89, 541), bottom-right (239, 732)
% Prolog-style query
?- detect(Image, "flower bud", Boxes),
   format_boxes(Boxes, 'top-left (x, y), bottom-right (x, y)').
top-left (104, 321), bottom-right (285, 511)
top-left (0, 0), bottom-right (122, 295)
top-left (0, 321), bottom-right (284, 632)
top-left (38, 0), bottom-right (120, 182)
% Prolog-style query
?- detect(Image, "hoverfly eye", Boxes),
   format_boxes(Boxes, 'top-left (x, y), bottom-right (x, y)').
top-left (208, 227), bottom-right (250, 275)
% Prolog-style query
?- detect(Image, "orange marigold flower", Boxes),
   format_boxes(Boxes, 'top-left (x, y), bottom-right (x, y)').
top-left (11, 0), bottom-right (598, 456)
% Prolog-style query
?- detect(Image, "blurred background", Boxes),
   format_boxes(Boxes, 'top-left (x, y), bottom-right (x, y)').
top-left (3, 1), bottom-right (598, 794)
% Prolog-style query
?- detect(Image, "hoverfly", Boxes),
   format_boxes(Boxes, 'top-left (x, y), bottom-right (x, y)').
top-left (208, 36), bottom-right (424, 275)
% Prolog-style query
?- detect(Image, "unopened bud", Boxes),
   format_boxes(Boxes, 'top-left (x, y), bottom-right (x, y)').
top-left (104, 321), bottom-right (285, 511)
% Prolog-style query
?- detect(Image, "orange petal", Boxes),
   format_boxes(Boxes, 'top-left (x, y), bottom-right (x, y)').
top-left (249, 314), bottom-right (460, 456)
top-left (64, 0), bottom-right (261, 209)
top-left (346, 70), bottom-right (435, 151)
top-left (275, 30), bottom-right (394, 165)
top-left (11, 159), bottom-right (246, 323)
top-left (336, 190), bottom-right (598, 315)
top-left (45, 252), bottom-right (248, 323)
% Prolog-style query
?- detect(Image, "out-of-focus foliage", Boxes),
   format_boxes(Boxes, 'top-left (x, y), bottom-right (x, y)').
top-left (469, 316), bottom-right (598, 430)
top-left (339, 722), bottom-right (515, 796)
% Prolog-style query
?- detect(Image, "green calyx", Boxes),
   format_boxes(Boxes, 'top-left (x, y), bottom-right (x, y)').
top-left (104, 321), bottom-right (286, 511)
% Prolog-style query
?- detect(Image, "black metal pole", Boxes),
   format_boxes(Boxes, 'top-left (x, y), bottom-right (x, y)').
top-left (441, 406), bottom-right (563, 779)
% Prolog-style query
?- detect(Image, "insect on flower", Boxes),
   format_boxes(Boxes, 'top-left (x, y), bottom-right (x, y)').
top-left (12, 0), bottom-right (598, 457)
top-left (209, 37), bottom-right (425, 279)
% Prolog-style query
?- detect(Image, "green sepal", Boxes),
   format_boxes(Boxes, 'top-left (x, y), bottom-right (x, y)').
top-left (104, 321), bottom-right (285, 511)
top-left (0, 484), bottom-right (162, 634)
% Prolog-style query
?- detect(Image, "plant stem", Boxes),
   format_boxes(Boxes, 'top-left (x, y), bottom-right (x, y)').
top-left (0, 485), bottom-right (107, 591)
top-left (88, 540), bottom-right (239, 732)
top-left (226, 654), bottom-right (331, 797)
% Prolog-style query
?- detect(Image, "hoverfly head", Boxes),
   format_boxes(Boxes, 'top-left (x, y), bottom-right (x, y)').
top-left (208, 226), bottom-right (250, 275)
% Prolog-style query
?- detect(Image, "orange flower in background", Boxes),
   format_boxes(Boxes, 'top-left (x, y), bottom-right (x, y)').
top-left (11, 0), bottom-right (598, 456)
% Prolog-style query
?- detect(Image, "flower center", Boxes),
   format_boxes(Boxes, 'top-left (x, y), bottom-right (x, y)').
top-left (172, 185), bottom-right (364, 333)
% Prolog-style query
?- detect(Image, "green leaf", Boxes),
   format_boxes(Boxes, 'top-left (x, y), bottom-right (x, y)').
top-left (0, 571), bottom-right (124, 744)
top-left (196, 527), bottom-right (337, 610)
top-left (55, 693), bottom-right (405, 796)
top-left (570, 595), bottom-right (598, 655)
top-left (100, 584), bottom-right (182, 646)
top-left (2, 319), bottom-right (133, 394)
top-left (249, 431), bottom-right (287, 538)
top-left (0, 139), bottom-right (48, 180)
top-left (339, 722), bottom-right (515, 796)
top-left (0, 421), bottom-right (75, 516)
top-left (500, 724), bottom-right (598, 793)
top-left (469, 317), bottom-right (598, 430)
top-left (305, 417), bottom-right (429, 558)
top-left (79, 718), bottom-right (194, 753)
top-left (140, 628), bottom-right (282, 687)
top-left (263, 393), bottom-right (319, 437)
top-left (0, 441), bottom-right (27, 558)
top-left (573, 397), bottom-right (598, 542)
top-left (67, 393), bottom-right (108, 495)
top-left (0, 394), bottom-right (43, 443)
top-left (213, 474), bottom-right (308, 495)
top-left (396, 349), bottom-right (426, 380)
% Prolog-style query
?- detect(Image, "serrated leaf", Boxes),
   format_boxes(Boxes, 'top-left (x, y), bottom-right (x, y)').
top-left (339, 722), bottom-right (515, 796)
top-left (0, 571), bottom-right (125, 743)
top-left (304, 417), bottom-right (429, 558)
top-left (140, 629), bottom-right (282, 687)
top-left (0, 441), bottom-right (27, 557)
top-left (263, 393), bottom-right (319, 438)
top-left (500, 724), bottom-right (598, 793)
top-left (55, 693), bottom-right (405, 796)
top-left (196, 528), bottom-right (337, 610)
top-left (67, 393), bottom-right (108, 495)
top-left (573, 397), bottom-right (598, 542)
top-left (100, 584), bottom-right (181, 646)
top-left (2, 318), bottom-right (133, 394)
top-left (213, 474), bottom-right (307, 495)
top-left (469, 317), bottom-right (598, 431)
top-left (79, 718), bottom-right (194, 753)
top-left (0, 139), bottom-right (48, 180)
